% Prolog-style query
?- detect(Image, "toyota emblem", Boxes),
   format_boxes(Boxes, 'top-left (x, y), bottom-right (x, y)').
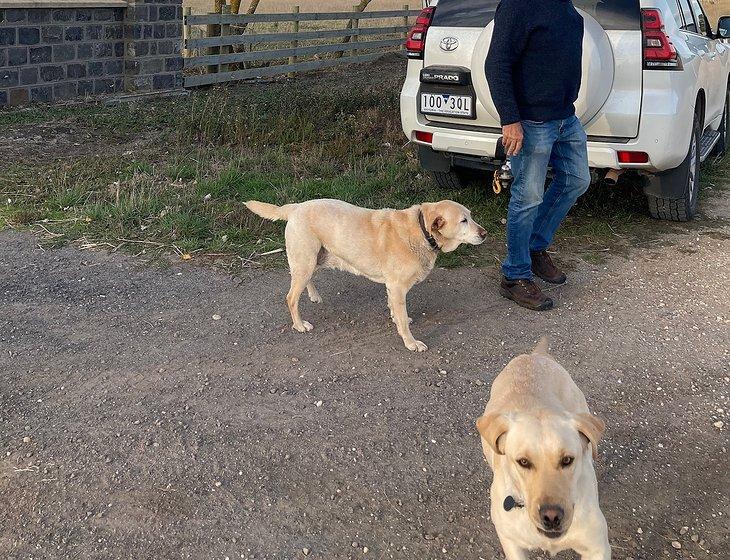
top-left (439, 36), bottom-right (459, 52)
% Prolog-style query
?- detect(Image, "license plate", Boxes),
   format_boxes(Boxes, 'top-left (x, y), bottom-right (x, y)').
top-left (420, 92), bottom-right (474, 118)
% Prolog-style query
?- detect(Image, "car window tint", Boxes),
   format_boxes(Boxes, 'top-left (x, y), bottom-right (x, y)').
top-left (573, 0), bottom-right (641, 30)
top-left (430, 0), bottom-right (641, 30)
top-left (430, 0), bottom-right (499, 27)
top-left (678, 0), bottom-right (698, 32)
top-left (688, 0), bottom-right (711, 34)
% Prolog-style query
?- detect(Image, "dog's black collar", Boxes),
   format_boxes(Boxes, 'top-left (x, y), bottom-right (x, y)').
top-left (503, 495), bottom-right (524, 511)
top-left (418, 210), bottom-right (440, 252)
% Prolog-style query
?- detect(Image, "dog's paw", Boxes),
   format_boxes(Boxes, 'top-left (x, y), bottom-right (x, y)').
top-left (309, 294), bottom-right (323, 304)
top-left (405, 339), bottom-right (428, 352)
top-left (292, 320), bottom-right (314, 333)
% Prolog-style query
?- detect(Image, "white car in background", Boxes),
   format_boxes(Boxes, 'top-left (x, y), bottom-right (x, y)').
top-left (401, 0), bottom-right (730, 221)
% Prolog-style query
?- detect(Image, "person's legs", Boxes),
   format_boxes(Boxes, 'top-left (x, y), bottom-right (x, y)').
top-left (529, 115), bottom-right (591, 252)
top-left (502, 121), bottom-right (559, 280)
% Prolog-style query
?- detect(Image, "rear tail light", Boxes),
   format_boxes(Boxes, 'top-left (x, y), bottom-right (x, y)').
top-left (641, 9), bottom-right (681, 70)
top-left (405, 7), bottom-right (435, 60)
top-left (415, 131), bottom-right (433, 143)
top-left (618, 150), bottom-right (649, 164)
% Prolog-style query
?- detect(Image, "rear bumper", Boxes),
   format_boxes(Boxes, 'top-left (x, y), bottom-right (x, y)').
top-left (402, 118), bottom-right (686, 173)
top-left (400, 73), bottom-right (695, 173)
top-left (406, 122), bottom-right (657, 170)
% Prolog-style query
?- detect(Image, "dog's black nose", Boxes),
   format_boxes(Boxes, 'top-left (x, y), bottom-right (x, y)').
top-left (539, 505), bottom-right (564, 530)
top-left (478, 227), bottom-right (487, 239)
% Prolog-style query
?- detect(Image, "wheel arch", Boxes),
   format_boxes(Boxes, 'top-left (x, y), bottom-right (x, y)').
top-left (643, 97), bottom-right (701, 204)
top-left (696, 88), bottom-right (706, 126)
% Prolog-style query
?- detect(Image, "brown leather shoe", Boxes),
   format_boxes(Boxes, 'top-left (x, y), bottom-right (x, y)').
top-left (531, 250), bottom-right (567, 284)
top-left (500, 277), bottom-right (554, 311)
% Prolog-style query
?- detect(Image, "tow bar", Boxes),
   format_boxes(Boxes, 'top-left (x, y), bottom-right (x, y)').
top-left (492, 161), bottom-right (513, 194)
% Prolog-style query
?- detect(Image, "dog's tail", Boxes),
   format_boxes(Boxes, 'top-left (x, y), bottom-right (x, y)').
top-left (245, 200), bottom-right (295, 222)
top-left (532, 336), bottom-right (550, 355)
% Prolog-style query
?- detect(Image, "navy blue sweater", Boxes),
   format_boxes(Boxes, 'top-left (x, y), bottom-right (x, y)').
top-left (486, 0), bottom-right (584, 126)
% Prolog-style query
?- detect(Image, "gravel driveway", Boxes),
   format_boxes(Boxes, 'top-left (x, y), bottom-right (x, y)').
top-left (1, 209), bottom-right (728, 559)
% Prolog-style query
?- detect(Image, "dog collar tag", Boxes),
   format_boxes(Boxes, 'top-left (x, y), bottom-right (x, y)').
top-left (503, 496), bottom-right (522, 511)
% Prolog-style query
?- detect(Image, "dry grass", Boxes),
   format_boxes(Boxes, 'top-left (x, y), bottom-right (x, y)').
top-left (704, 0), bottom-right (729, 26)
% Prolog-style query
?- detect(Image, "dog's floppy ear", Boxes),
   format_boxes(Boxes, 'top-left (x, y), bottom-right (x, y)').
top-left (476, 412), bottom-right (509, 455)
top-left (574, 413), bottom-right (605, 459)
top-left (431, 216), bottom-right (446, 232)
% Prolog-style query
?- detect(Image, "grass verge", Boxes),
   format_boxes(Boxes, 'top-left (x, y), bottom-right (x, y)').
top-left (1, 60), bottom-right (725, 270)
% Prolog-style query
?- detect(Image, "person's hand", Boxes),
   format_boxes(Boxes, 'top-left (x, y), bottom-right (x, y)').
top-left (502, 122), bottom-right (524, 156)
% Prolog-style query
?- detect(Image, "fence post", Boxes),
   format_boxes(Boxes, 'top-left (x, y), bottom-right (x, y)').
top-left (206, 1), bottom-right (223, 74)
top-left (183, 7), bottom-right (191, 58)
top-left (219, 5), bottom-right (231, 73)
top-left (351, 5), bottom-right (359, 57)
top-left (402, 4), bottom-right (409, 48)
top-left (288, 5), bottom-right (299, 78)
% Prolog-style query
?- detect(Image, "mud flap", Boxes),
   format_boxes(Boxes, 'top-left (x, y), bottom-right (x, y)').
top-left (418, 145), bottom-right (451, 172)
top-left (643, 169), bottom-right (687, 199)
top-left (643, 148), bottom-right (691, 200)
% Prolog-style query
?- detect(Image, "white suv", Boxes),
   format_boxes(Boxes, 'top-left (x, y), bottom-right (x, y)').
top-left (400, 0), bottom-right (730, 221)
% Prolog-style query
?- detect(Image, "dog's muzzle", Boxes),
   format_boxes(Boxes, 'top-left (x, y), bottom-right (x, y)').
top-left (537, 528), bottom-right (565, 539)
top-left (471, 227), bottom-right (488, 244)
top-left (537, 504), bottom-right (569, 538)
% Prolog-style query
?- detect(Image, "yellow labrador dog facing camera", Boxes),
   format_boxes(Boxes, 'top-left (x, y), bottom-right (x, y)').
top-left (245, 198), bottom-right (487, 351)
top-left (476, 339), bottom-right (610, 560)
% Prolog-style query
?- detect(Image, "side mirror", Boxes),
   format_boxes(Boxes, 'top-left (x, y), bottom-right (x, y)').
top-left (718, 16), bottom-right (730, 40)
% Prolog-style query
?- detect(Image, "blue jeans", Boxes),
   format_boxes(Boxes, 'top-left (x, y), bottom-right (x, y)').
top-left (502, 115), bottom-right (590, 280)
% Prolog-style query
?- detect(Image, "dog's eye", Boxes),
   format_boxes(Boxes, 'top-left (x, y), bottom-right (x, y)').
top-left (561, 456), bottom-right (574, 467)
top-left (517, 458), bottom-right (531, 469)
top-left (461, 218), bottom-right (468, 223)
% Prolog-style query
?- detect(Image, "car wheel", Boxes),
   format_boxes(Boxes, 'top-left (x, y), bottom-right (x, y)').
top-left (646, 109), bottom-right (701, 222)
top-left (710, 83), bottom-right (728, 158)
top-left (431, 168), bottom-right (470, 189)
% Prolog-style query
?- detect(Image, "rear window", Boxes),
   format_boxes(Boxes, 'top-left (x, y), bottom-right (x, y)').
top-left (430, 0), bottom-right (641, 31)
top-left (430, 0), bottom-right (500, 27)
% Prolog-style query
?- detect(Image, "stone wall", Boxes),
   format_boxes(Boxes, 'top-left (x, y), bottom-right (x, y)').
top-left (123, 0), bottom-right (184, 93)
top-left (0, 1), bottom-right (183, 107)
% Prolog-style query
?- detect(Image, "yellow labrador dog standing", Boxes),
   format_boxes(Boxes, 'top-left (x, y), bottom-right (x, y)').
top-left (245, 198), bottom-right (487, 351)
top-left (476, 339), bottom-right (610, 559)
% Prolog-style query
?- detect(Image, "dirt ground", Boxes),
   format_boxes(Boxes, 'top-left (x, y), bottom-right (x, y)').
top-left (1, 188), bottom-right (729, 560)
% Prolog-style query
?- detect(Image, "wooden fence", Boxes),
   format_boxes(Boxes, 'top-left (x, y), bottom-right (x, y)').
top-left (183, 7), bottom-right (420, 88)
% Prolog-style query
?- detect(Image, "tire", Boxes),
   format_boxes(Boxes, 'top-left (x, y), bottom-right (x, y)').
top-left (710, 84), bottom-right (728, 158)
top-left (647, 109), bottom-right (701, 222)
top-left (431, 168), bottom-right (469, 189)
